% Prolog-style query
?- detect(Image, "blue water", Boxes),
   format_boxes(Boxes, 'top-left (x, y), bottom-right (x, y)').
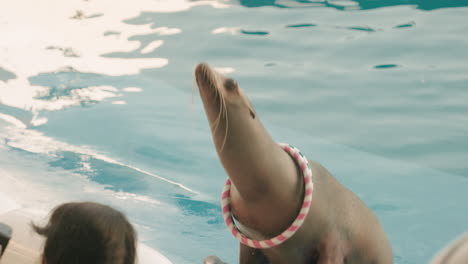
top-left (1, 1), bottom-right (468, 263)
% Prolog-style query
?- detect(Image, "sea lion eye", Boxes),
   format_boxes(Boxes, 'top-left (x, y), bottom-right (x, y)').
top-left (224, 78), bottom-right (238, 91)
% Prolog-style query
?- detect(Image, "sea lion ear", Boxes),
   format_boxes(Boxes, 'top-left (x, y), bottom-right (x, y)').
top-left (249, 107), bottom-right (256, 119)
top-left (246, 99), bottom-right (256, 119)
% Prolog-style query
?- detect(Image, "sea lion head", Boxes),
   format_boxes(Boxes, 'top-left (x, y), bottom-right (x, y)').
top-left (194, 63), bottom-right (260, 153)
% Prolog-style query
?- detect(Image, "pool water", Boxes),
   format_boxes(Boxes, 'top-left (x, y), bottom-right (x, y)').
top-left (1, 0), bottom-right (467, 263)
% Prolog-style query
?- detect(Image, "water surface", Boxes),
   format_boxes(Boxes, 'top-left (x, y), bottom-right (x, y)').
top-left (0, 0), bottom-right (467, 263)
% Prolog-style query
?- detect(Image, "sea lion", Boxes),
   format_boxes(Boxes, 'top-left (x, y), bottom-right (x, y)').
top-left (195, 63), bottom-right (392, 264)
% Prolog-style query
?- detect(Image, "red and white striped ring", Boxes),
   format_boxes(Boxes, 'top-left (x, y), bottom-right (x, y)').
top-left (221, 143), bottom-right (314, 249)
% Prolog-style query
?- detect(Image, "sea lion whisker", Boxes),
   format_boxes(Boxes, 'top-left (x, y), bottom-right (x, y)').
top-left (212, 90), bottom-right (224, 141)
top-left (219, 92), bottom-right (229, 153)
top-left (211, 89), bottom-right (223, 134)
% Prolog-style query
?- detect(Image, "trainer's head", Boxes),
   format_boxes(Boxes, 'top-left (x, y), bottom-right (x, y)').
top-left (33, 202), bottom-right (136, 264)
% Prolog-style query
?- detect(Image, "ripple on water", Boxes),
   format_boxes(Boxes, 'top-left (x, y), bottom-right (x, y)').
top-left (103, 30), bottom-right (121, 36)
top-left (236, 0), bottom-right (468, 10)
top-left (173, 194), bottom-right (223, 225)
top-left (70, 10), bottom-right (104, 20)
top-left (394, 21), bottom-right (416, 29)
top-left (286, 23), bottom-right (317, 28)
top-left (374, 64), bottom-right (400, 69)
top-left (46, 46), bottom-right (81, 58)
top-left (240, 29), bottom-right (270, 36)
top-left (346, 26), bottom-right (376, 32)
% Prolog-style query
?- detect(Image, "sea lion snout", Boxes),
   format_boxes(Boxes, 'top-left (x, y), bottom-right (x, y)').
top-left (194, 63), bottom-right (210, 85)
top-left (195, 63), bottom-right (240, 95)
top-left (195, 63), bottom-right (217, 94)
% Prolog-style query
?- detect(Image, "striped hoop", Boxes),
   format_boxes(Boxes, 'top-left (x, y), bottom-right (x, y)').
top-left (221, 143), bottom-right (314, 249)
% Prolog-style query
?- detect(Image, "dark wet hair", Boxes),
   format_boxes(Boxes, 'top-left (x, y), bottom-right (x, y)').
top-left (32, 202), bottom-right (136, 264)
